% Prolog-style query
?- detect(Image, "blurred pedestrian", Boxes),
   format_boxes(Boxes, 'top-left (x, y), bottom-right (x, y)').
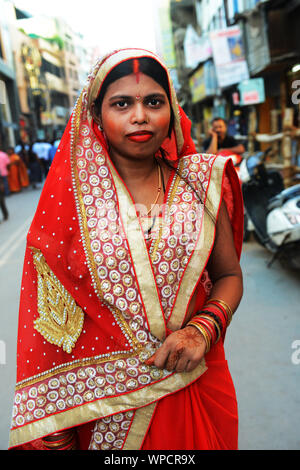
top-left (0, 174), bottom-right (9, 221)
top-left (47, 139), bottom-right (59, 167)
top-left (203, 117), bottom-right (245, 155)
top-left (17, 142), bottom-right (29, 168)
top-left (0, 148), bottom-right (10, 196)
top-left (32, 140), bottom-right (52, 179)
top-left (27, 144), bottom-right (41, 189)
top-left (7, 147), bottom-right (29, 193)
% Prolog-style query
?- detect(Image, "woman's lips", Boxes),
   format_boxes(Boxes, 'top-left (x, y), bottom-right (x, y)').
top-left (127, 131), bottom-right (153, 143)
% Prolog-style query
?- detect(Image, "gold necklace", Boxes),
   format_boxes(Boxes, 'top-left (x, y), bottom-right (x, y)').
top-left (143, 161), bottom-right (162, 217)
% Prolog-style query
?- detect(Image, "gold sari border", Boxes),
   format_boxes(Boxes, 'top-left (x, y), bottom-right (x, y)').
top-left (9, 358), bottom-right (207, 449)
top-left (122, 402), bottom-right (157, 450)
top-left (167, 155), bottom-right (226, 331)
top-left (107, 158), bottom-right (166, 342)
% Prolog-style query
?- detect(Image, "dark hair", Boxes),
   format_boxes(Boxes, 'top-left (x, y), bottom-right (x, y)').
top-left (212, 117), bottom-right (227, 125)
top-left (93, 57), bottom-right (174, 137)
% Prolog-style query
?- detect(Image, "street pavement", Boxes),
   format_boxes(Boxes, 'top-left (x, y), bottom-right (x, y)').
top-left (0, 185), bottom-right (299, 450)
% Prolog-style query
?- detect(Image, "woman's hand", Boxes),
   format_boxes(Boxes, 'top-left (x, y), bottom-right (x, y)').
top-left (145, 326), bottom-right (206, 373)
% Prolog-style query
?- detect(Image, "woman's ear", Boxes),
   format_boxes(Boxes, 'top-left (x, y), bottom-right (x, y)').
top-left (91, 103), bottom-right (103, 129)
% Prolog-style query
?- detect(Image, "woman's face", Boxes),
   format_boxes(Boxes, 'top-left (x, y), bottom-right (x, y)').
top-left (97, 72), bottom-right (171, 162)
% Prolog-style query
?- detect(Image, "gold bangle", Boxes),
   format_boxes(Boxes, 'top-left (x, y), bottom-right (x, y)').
top-left (205, 298), bottom-right (234, 324)
top-left (187, 321), bottom-right (211, 353)
top-left (191, 313), bottom-right (221, 338)
top-left (199, 315), bottom-right (221, 342)
top-left (191, 316), bottom-right (216, 340)
top-left (207, 298), bottom-right (233, 316)
top-left (42, 430), bottom-right (76, 450)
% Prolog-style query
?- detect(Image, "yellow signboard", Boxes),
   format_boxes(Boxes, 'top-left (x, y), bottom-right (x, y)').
top-left (189, 66), bottom-right (206, 103)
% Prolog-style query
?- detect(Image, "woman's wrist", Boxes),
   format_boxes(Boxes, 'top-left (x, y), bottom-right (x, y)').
top-left (187, 298), bottom-right (234, 351)
top-left (185, 323), bottom-right (211, 353)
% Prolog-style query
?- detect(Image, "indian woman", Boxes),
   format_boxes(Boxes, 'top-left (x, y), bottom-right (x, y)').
top-left (7, 147), bottom-right (29, 193)
top-left (9, 48), bottom-right (243, 451)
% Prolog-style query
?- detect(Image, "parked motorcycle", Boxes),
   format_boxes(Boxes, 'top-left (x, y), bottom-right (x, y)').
top-left (240, 148), bottom-right (300, 270)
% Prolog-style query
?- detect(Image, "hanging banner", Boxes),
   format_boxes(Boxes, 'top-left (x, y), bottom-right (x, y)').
top-left (244, 8), bottom-right (270, 75)
top-left (184, 27), bottom-right (212, 69)
top-left (210, 26), bottom-right (249, 88)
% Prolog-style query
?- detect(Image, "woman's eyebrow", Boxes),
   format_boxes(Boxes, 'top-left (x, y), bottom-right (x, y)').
top-left (145, 93), bottom-right (166, 100)
top-left (108, 95), bottom-right (132, 102)
top-left (108, 93), bottom-right (166, 102)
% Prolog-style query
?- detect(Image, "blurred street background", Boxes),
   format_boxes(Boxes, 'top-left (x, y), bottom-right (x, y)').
top-left (0, 0), bottom-right (300, 450)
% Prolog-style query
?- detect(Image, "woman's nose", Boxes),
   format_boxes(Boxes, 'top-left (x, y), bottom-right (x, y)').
top-left (131, 103), bottom-right (148, 124)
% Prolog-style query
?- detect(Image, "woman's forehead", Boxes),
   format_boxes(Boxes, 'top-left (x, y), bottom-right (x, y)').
top-left (103, 72), bottom-right (168, 99)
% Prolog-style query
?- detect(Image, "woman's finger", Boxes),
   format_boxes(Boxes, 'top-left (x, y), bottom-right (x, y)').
top-left (165, 348), bottom-right (183, 371)
top-left (144, 355), bottom-right (156, 366)
top-left (185, 360), bottom-right (197, 373)
top-left (144, 344), bottom-right (170, 370)
top-left (175, 355), bottom-right (189, 373)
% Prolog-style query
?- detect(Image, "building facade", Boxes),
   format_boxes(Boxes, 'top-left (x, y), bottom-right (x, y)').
top-left (0, 0), bottom-right (20, 149)
top-left (2, 3), bottom-right (93, 144)
top-left (170, 0), bottom-right (300, 161)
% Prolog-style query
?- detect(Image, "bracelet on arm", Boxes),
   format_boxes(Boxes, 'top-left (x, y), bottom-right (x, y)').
top-left (205, 298), bottom-right (234, 325)
top-left (42, 429), bottom-right (77, 450)
top-left (187, 298), bottom-right (234, 352)
top-left (186, 320), bottom-right (212, 353)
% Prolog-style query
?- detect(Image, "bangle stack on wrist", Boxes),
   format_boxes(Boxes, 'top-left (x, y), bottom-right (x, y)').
top-left (42, 429), bottom-right (77, 450)
top-left (206, 298), bottom-right (234, 325)
top-left (187, 298), bottom-right (234, 353)
top-left (187, 320), bottom-right (211, 353)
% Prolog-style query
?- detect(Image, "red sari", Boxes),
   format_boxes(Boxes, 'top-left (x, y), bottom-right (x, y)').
top-left (8, 153), bottom-right (29, 192)
top-left (9, 49), bottom-right (243, 451)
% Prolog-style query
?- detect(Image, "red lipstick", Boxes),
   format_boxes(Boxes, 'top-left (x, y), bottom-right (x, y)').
top-left (127, 131), bottom-right (153, 143)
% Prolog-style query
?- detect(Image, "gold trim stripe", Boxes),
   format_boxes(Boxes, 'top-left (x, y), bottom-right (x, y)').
top-left (9, 358), bottom-right (207, 449)
top-left (107, 158), bottom-right (166, 342)
top-left (167, 156), bottom-right (226, 331)
top-left (122, 403), bottom-right (157, 450)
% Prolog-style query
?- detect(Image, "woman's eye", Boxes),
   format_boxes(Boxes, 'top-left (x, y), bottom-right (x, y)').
top-left (115, 100), bottom-right (128, 108)
top-left (148, 98), bottom-right (161, 107)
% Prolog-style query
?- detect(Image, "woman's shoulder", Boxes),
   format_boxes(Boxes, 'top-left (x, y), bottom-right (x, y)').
top-left (180, 152), bottom-right (226, 171)
top-left (179, 153), bottom-right (230, 191)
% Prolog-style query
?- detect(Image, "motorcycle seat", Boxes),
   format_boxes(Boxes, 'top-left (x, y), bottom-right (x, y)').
top-left (268, 184), bottom-right (300, 212)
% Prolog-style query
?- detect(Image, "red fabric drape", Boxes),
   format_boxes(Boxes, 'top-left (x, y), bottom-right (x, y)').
top-left (142, 342), bottom-right (238, 450)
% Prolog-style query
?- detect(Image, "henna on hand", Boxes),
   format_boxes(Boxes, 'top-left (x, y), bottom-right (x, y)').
top-left (145, 326), bottom-right (206, 373)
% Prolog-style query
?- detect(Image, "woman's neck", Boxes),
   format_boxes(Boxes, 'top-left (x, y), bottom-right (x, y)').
top-left (109, 149), bottom-right (157, 185)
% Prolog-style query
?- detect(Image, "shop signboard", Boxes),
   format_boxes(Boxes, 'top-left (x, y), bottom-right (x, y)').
top-left (210, 26), bottom-right (249, 88)
top-left (189, 60), bottom-right (218, 104)
top-left (238, 78), bottom-right (265, 105)
top-left (189, 66), bottom-right (205, 103)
